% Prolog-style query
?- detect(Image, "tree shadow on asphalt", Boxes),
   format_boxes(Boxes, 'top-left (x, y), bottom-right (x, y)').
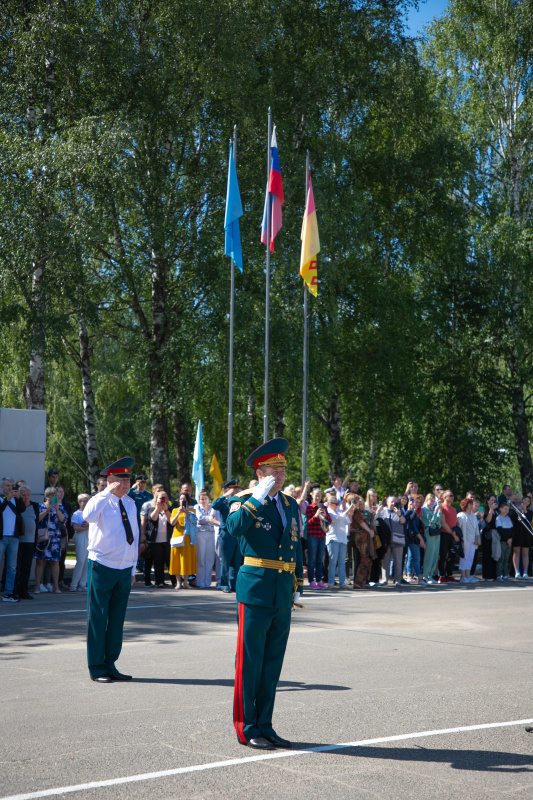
top-left (132, 678), bottom-right (351, 692)
top-left (291, 743), bottom-right (533, 772)
top-left (1, 602), bottom-right (240, 646)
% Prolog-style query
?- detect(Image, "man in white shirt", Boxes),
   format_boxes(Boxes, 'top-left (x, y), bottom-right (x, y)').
top-left (83, 458), bottom-right (139, 683)
top-left (1, 477), bottom-right (25, 602)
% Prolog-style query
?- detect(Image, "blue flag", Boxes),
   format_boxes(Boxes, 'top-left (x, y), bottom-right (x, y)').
top-left (192, 420), bottom-right (204, 503)
top-left (224, 142), bottom-right (243, 272)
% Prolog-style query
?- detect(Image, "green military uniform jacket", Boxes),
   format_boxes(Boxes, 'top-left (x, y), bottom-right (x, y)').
top-left (226, 490), bottom-right (304, 609)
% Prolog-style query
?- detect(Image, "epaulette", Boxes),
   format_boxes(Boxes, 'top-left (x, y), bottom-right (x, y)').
top-left (235, 489), bottom-right (253, 498)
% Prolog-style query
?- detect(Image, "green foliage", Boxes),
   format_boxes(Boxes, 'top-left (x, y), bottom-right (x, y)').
top-left (0, 0), bottom-right (531, 500)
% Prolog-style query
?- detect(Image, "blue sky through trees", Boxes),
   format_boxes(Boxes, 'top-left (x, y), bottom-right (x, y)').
top-left (405, 0), bottom-right (449, 36)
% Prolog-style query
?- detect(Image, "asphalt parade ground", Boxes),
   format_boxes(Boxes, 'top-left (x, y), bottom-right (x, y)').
top-left (2, 580), bottom-right (533, 800)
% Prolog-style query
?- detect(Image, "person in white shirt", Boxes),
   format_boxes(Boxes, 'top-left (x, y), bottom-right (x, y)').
top-left (332, 474), bottom-right (346, 503)
top-left (457, 497), bottom-right (480, 584)
top-left (70, 494), bottom-right (90, 592)
top-left (194, 489), bottom-right (220, 588)
top-left (324, 492), bottom-right (353, 588)
top-left (83, 458), bottom-right (139, 683)
top-left (147, 489), bottom-right (175, 588)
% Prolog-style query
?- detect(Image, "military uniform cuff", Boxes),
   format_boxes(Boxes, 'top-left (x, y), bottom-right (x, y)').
top-left (242, 496), bottom-right (264, 517)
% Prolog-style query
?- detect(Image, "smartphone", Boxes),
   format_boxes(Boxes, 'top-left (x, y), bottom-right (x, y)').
top-left (160, 496), bottom-right (167, 504)
top-left (51, 497), bottom-right (58, 506)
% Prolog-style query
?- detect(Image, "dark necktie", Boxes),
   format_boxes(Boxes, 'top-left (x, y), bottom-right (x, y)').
top-left (119, 499), bottom-right (134, 545)
top-left (272, 494), bottom-right (283, 527)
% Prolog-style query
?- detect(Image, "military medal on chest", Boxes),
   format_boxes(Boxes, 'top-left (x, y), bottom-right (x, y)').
top-left (290, 518), bottom-right (299, 541)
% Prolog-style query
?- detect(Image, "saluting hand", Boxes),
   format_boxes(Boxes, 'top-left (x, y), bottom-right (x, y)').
top-left (252, 476), bottom-right (276, 503)
top-left (107, 482), bottom-right (121, 495)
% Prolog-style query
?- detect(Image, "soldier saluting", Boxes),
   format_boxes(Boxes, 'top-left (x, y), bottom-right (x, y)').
top-left (227, 438), bottom-right (304, 750)
top-left (83, 457), bottom-right (139, 683)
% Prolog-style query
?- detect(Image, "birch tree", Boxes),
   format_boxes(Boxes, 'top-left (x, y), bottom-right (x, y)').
top-left (426, 0), bottom-right (533, 491)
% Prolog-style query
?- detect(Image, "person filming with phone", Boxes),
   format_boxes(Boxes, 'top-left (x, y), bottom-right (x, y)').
top-left (147, 489), bottom-right (175, 588)
top-left (33, 487), bottom-right (66, 595)
top-left (0, 477), bottom-right (26, 602)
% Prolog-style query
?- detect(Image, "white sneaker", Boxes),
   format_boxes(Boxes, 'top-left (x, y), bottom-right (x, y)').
top-left (45, 583), bottom-right (54, 592)
top-left (515, 573), bottom-right (522, 580)
top-left (459, 577), bottom-right (469, 584)
top-left (78, 585), bottom-right (87, 591)
top-left (522, 574), bottom-right (529, 580)
top-left (70, 586), bottom-right (78, 592)
top-left (40, 583), bottom-right (49, 592)
top-left (469, 576), bottom-right (479, 583)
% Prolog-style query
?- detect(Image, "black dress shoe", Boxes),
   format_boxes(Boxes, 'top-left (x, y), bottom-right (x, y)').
top-left (107, 672), bottom-right (132, 681)
top-left (91, 675), bottom-right (113, 683)
top-left (19, 592), bottom-right (34, 599)
top-left (221, 588), bottom-right (231, 593)
top-left (264, 733), bottom-right (292, 748)
top-left (242, 737), bottom-right (276, 750)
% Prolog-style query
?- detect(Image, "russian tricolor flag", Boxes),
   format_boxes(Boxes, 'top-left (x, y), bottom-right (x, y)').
top-left (260, 126), bottom-right (284, 253)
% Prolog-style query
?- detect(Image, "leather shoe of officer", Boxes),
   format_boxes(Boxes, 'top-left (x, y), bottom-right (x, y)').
top-left (242, 736), bottom-right (276, 750)
top-left (91, 675), bottom-right (113, 683)
top-left (108, 672), bottom-right (132, 681)
top-left (264, 733), bottom-right (292, 749)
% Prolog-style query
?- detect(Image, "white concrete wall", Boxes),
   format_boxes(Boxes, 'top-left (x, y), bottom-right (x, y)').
top-left (0, 408), bottom-right (47, 502)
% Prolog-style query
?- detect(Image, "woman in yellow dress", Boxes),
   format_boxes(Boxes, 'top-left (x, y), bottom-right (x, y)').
top-left (169, 494), bottom-right (197, 588)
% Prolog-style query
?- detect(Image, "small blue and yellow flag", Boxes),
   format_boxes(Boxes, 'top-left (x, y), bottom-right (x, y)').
top-left (224, 142), bottom-right (243, 272)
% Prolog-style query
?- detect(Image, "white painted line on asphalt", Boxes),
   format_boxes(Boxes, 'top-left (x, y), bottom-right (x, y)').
top-left (0, 600), bottom-right (235, 619)
top-left (2, 717), bottom-right (533, 800)
top-left (343, 586), bottom-right (533, 598)
top-left (2, 584), bottom-right (532, 619)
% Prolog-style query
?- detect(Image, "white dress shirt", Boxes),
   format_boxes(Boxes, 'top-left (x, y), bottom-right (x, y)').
top-left (83, 490), bottom-right (139, 575)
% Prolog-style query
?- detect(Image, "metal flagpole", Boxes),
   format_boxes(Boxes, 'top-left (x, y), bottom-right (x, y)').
top-left (263, 107), bottom-right (272, 443)
top-left (301, 151), bottom-right (310, 484)
top-left (227, 125), bottom-right (237, 480)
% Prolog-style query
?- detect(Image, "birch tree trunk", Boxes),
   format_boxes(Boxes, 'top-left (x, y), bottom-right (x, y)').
top-left (78, 318), bottom-right (100, 491)
top-left (368, 409), bottom-right (377, 488)
top-left (246, 366), bottom-right (257, 454)
top-left (23, 257), bottom-right (46, 409)
top-left (149, 249), bottom-right (170, 492)
top-left (22, 89), bottom-right (46, 409)
top-left (317, 391), bottom-right (342, 480)
top-left (172, 407), bottom-right (191, 485)
top-left (273, 398), bottom-right (286, 439)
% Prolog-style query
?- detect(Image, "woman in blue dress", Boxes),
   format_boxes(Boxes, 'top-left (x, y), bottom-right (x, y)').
top-left (34, 487), bottom-right (66, 594)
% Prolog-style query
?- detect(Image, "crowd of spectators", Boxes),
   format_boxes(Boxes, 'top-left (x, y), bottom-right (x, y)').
top-left (2, 468), bottom-right (533, 602)
top-left (283, 475), bottom-right (533, 589)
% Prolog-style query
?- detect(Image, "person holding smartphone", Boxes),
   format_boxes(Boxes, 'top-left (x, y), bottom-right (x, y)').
top-left (0, 477), bottom-right (26, 602)
top-left (169, 494), bottom-right (197, 588)
top-left (34, 487), bottom-right (66, 594)
top-left (147, 489), bottom-right (175, 588)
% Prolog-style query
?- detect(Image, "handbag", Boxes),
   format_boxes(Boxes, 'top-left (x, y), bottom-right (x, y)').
top-left (428, 526), bottom-right (440, 537)
top-left (170, 533), bottom-right (185, 548)
top-left (391, 530), bottom-right (405, 546)
top-left (373, 533), bottom-right (382, 550)
top-left (37, 514), bottom-right (50, 545)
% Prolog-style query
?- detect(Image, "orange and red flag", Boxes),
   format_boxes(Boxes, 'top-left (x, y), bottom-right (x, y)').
top-left (299, 170), bottom-right (320, 296)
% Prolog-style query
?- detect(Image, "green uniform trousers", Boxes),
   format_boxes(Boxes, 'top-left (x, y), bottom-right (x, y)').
top-left (233, 601), bottom-right (291, 742)
top-left (87, 560), bottom-right (131, 679)
top-left (423, 532), bottom-right (441, 579)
